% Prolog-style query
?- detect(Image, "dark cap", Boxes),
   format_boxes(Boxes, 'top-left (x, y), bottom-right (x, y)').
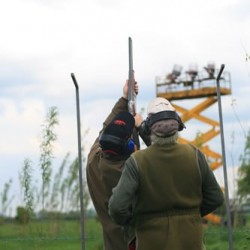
top-left (99, 111), bottom-right (135, 154)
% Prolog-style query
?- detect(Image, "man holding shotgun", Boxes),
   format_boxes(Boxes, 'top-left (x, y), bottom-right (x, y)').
top-left (86, 38), bottom-right (150, 250)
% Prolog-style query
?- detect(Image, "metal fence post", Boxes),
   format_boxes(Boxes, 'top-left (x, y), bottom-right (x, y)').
top-left (71, 73), bottom-right (85, 250)
top-left (216, 64), bottom-right (233, 250)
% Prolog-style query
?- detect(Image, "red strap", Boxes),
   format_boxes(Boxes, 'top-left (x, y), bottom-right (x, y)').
top-left (129, 238), bottom-right (136, 250)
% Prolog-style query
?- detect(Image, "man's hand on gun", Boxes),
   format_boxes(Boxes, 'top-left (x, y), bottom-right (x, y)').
top-left (122, 80), bottom-right (142, 128)
top-left (123, 80), bottom-right (138, 99)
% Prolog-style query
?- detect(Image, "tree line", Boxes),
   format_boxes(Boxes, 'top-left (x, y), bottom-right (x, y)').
top-left (0, 106), bottom-right (90, 221)
top-left (0, 106), bottom-right (249, 222)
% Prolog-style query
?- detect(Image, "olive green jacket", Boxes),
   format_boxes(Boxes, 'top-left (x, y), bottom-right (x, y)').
top-left (109, 142), bottom-right (224, 250)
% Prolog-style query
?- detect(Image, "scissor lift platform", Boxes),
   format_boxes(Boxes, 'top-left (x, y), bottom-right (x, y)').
top-left (155, 67), bottom-right (232, 224)
top-left (155, 69), bottom-right (231, 171)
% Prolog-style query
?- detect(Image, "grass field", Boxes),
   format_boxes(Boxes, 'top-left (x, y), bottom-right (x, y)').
top-left (204, 225), bottom-right (250, 250)
top-left (0, 218), bottom-right (250, 249)
top-left (0, 219), bottom-right (103, 250)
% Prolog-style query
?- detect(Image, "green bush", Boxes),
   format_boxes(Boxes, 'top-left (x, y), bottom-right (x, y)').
top-left (15, 206), bottom-right (29, 224)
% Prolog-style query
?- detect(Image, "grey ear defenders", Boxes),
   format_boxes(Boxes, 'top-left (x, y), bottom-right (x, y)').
top-left (143, 111), bottom-right (185, 135)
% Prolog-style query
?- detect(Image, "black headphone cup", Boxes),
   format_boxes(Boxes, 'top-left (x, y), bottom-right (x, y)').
top-left (177, 115), bottom-right (185, 131)
top-left (99, 133), bottom-right (135, 154)
top-left (143, 119), bottom-right (150, 135)
top-left (144, 111), bottom-right (185, 133)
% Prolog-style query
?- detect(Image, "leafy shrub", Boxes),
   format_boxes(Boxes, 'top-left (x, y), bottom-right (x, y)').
top-left (15, 206), bottom-right (29, 224)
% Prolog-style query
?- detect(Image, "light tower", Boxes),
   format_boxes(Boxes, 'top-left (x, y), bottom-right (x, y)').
top-left (155, 62), bottom-right (232, 223)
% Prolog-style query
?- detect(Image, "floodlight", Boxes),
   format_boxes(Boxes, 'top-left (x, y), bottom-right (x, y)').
top-left (204, 61), bottom-right (215, 78)
top-left (166, 64), bottom-right (183, 83)
top-left (172, 64), bottom-right (183, 78)
top-left (186, 63), bottom-right (198, 81)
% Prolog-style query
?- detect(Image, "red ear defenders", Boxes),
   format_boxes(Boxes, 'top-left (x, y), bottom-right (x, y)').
top-left (144, 111), bottom-right (185, 135)
top-left (99, 133), bottom-right (135, 155)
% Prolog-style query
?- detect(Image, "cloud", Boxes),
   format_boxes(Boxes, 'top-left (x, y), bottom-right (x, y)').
top-left (0, 98), bottom-right (45, 155)
top-left (0, 0), bottom-right (250, 213)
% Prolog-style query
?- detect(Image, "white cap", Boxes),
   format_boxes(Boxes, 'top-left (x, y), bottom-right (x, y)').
top-left (147, 97), bottom-right (175, 115)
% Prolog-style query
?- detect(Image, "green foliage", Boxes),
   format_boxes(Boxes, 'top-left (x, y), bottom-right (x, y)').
top-left (0, 218), bottom-right (103, 250)
top-left (65, 158), bottom-right (79, 210)
top-left (0, 105), bottom-right (90, 225)
top-left (35, 106), bottom-right (90, 214)
top-left (0, 179), bottom-right (14, 216)
top-left (50, 153), bottom-right (70, 211)
top-left (15, 206), bottom-right (29, 224)
top-left (46, 151), bottom-right (90, 213)
top-left (237, 129), bottom-right (250, 202)
top-left (39, 106), bottom-right (59, 211)
top-left (204, 222), bottom-right (250, 250)
top-left (60, 156), bottom-right (89, 212)
top-left (19, 158), bottom-right (34, 216)
top-left (1, 218), bottom-right (250, 250)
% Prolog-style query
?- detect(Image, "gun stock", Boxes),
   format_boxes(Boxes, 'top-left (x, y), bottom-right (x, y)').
top-left (128, 37), bottom-right (136, 116)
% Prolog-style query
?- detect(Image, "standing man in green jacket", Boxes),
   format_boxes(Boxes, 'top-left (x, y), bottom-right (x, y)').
top-left (109, 97), bottom-right (224, 250)
top-left (86, 80), bottom-right (148, 250)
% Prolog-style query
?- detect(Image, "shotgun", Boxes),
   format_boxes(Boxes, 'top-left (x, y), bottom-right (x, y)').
top-left (127, 37), bottom-right (144, 148)
top-left (128, 37), bottom-right (136, 116)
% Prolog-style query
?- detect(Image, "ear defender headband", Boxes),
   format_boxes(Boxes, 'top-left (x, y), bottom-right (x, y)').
top-left (144, 111), bottom-right (185, 134)
top-left (99, 133), bottom-right (135, 155)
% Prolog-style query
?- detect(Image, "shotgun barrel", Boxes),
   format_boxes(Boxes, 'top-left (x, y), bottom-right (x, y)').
top-left (128, 37), bottom-right (136, 116)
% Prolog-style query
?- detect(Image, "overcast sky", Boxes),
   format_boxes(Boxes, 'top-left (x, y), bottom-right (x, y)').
top-left (0, 0), bottom-right (250, 211)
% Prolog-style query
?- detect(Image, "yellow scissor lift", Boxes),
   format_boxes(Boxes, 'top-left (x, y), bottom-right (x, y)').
top-left (155, 64), bottom-right (232, 224)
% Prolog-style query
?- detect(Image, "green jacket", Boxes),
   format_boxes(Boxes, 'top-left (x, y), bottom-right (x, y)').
top-left (86, 97), bottom-right (135, 250)
top-left (109, 142), bottom-right (224, 250)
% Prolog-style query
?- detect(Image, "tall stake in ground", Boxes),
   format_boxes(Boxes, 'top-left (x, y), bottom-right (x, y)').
top-left (216, 64), bottom-right (233, 250)
top-left (71, 73), bottom-right (85, 250)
